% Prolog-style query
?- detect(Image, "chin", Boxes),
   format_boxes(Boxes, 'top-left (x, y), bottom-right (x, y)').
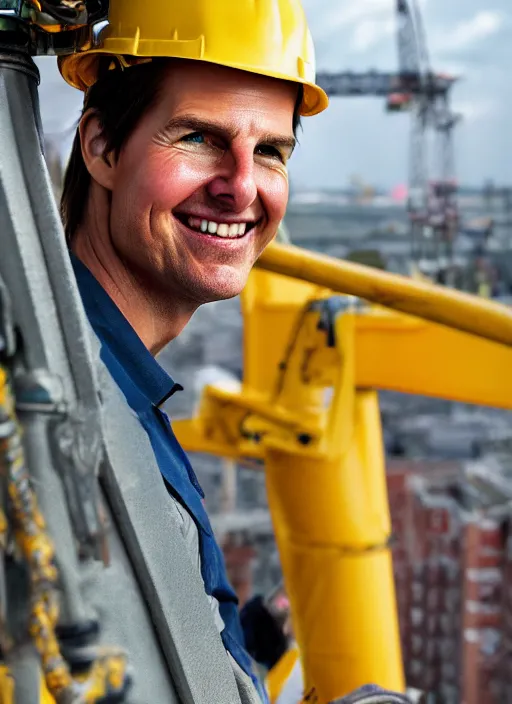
top-left (201, 284), bottom-right (245, 303)
top-left (192, 268), bottom-right (249, 303)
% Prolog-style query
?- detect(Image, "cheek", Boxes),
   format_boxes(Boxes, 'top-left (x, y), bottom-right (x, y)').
top-left (125, 150), bottom-right (214, 211)
top-left (258, 170), bottom-right (289, 224)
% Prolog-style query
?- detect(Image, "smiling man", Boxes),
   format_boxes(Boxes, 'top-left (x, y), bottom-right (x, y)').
top-left (65, 60), bottom-right (301, 352)
top-left (57, 0), bottom-right (326, 701)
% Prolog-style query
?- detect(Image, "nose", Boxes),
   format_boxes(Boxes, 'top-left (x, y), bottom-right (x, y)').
top-left (206, 145), bottom-right (258, 213)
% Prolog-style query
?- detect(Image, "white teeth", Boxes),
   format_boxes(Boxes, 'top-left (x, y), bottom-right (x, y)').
top-left (183, 216), bottom-right (250, 237)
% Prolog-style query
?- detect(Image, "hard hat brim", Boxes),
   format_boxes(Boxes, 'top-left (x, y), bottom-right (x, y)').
top-left (58, 52), bottom-right (329, 117)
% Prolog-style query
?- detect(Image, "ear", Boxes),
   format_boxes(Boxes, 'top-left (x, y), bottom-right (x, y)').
top-left (79, 108), bottom-right (117, 190)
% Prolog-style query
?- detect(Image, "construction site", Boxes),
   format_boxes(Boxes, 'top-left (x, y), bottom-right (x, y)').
top-left (1, 0), bottom-right (511, 703)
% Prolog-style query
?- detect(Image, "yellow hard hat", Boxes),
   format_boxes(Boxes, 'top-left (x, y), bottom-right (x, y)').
top-left (58, 0), bottom-right (328, 117)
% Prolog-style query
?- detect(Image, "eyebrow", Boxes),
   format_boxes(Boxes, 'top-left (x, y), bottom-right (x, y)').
top-left (162, 115), bottom-right (296, 153)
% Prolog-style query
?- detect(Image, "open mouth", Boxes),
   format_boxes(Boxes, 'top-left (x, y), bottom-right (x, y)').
top-left (175, 214), bottom-right (260, 239)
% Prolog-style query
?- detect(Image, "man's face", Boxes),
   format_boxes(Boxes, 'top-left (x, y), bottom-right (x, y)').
top-left (108, 61), bottom-right (298, 305)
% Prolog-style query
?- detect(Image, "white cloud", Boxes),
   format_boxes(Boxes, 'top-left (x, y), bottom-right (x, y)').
top-left (306, 0), bottom-right (435, 61)
top-left (439, 11), bottom-right (502, 52)
top-left (315, 0), bottom-right (429, 35)
top-left (319, 0), bottom-right (392, 33)
top-left (350, 18), bottom-right (395, 52)
top-left (322, 0), bottom-right (431, 55)
top-left (314, 0), bottom-right (396, 53)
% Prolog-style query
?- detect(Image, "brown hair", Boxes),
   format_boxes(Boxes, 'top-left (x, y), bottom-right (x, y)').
top-left (60, 59), bottom-right (303, 242)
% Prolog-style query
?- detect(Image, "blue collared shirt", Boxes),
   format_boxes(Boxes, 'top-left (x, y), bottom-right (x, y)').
top-left (72, 255), bottom-right (262, 695)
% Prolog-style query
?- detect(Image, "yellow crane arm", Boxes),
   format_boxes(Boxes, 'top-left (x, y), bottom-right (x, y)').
top-left (354, 311), bottom-right (512, 409)
top-left (257, 242), bottom-right (512, 348)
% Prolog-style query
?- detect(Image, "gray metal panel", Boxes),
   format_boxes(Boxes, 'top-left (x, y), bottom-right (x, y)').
top-left (78, 484), bottom-right (181, 703)
top-left (96, 352), bottom-right (244, 704)
top-left (0, 55), bottom-right (101, 628)
top-left (0, 60), bottom-right (83, 401)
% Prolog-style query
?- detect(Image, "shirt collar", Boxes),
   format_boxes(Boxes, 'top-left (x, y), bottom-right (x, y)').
top-left (71, 254), bottom-right (182, 407)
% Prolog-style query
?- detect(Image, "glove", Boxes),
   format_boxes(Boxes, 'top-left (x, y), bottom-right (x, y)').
top-left (240, 595), bottom-right (288, 671)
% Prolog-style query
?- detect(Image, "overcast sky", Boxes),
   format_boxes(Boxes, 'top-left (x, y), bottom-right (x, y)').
top-left (37, 0), bottom-right (511, 192)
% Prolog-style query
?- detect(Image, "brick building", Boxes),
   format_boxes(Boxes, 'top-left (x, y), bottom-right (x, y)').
top-left (388, 459), bottom-right (512, 703)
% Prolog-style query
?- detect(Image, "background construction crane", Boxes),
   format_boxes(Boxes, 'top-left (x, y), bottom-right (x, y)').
top-left (395, 0), bottom-right (461, 277)
top-left (316, 0), bottom-right (461, 278)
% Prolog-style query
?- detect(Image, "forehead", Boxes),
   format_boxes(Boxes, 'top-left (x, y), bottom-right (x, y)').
top-left (153, 60), bottom-right (298, 135)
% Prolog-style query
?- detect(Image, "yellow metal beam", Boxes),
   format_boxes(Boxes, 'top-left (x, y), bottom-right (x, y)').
top-left (353, 311), bottom-right (512, 409)
top-left (256, 243), bottom-right (512, 347)
top-left (174, 307), bottom-right (512, 460)
top-left (261, 308), bottom-right (404, 700)
top-left (265, 391), bottom-right (404, 701)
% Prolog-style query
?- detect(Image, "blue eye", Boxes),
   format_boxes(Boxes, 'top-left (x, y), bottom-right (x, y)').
top-left (183, 132), bottom-right (205, 144)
